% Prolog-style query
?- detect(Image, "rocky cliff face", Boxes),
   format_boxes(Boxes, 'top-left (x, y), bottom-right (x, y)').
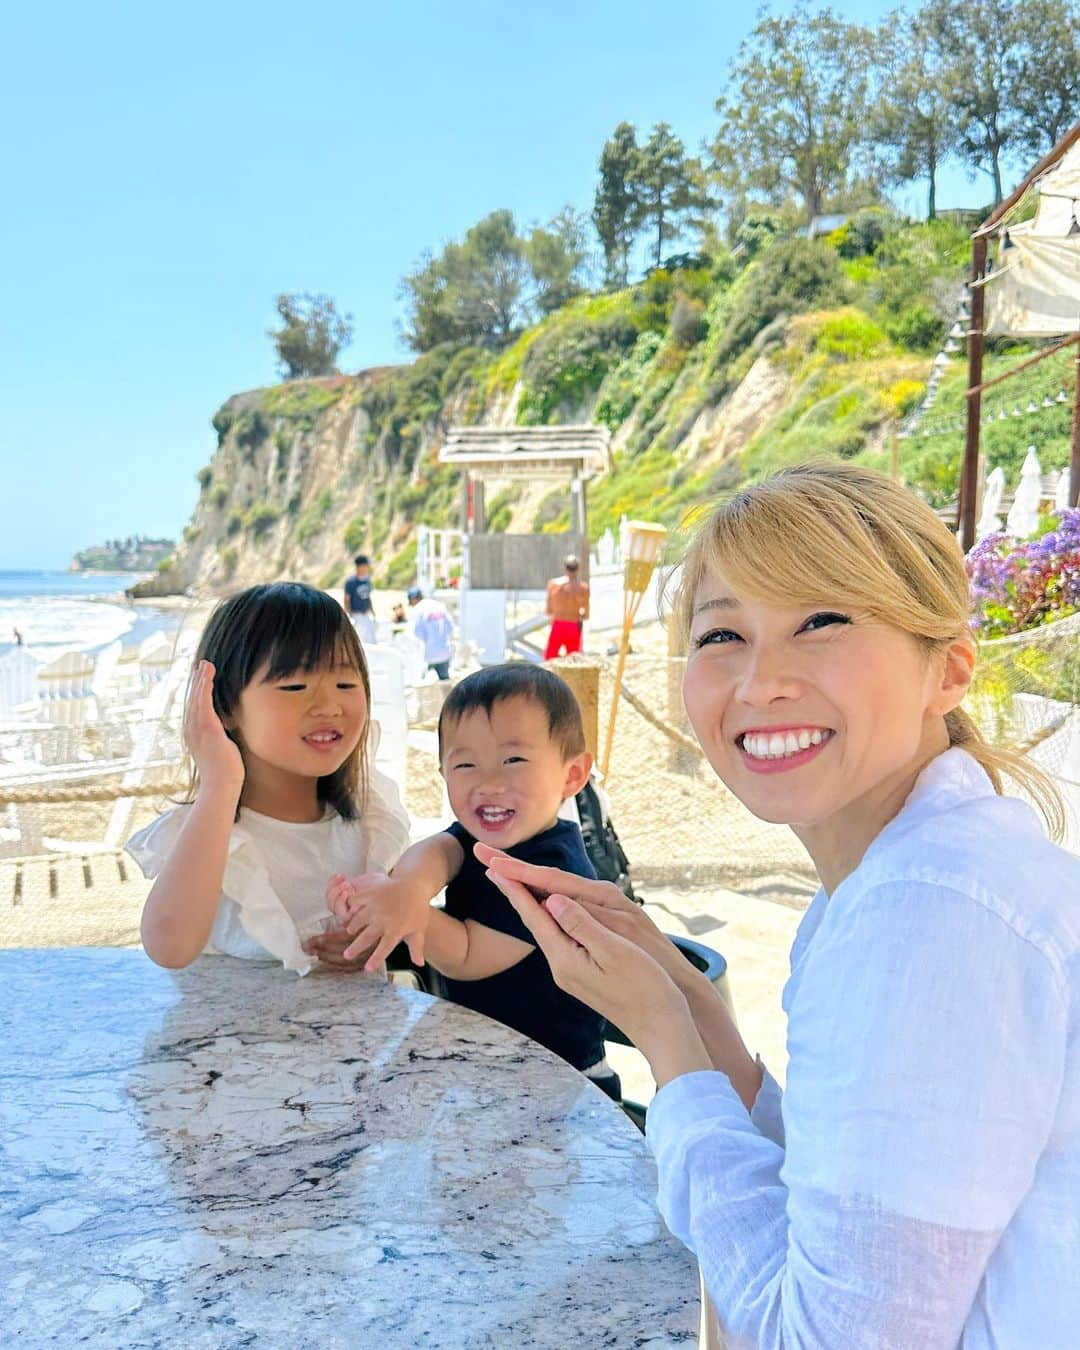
top-left (137, 344), bottom-right (794, 600)
top-left (144, 225), bottom-right (1006, 599)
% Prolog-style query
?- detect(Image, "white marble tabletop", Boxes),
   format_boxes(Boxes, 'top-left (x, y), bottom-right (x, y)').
top-left (0, 949), bottom-right (699, 1348)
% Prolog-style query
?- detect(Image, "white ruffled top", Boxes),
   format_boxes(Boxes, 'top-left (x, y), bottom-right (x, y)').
top-left (126, 764), bottom-right (411, 976)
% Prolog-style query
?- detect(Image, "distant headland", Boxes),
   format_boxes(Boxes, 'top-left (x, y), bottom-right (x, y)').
top-left (70, 536), bottom-right (176, 573)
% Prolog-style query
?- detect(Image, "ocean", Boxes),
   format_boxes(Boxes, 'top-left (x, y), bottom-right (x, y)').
top-left (0, 571), bottom-right (181, 660)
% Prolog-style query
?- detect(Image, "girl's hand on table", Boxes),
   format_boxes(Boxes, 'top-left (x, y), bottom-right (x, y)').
top-left (477, 850), bottom-right (711, 1086)
top-left (302, 925), bottom-right (378, 972)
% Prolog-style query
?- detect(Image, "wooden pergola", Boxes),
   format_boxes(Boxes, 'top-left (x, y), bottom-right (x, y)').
top-left (439, 425), bottom-right (611, 537)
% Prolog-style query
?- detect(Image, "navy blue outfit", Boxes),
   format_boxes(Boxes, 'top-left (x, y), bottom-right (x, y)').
top-left (442, 819), bottom-right (612, 1084)
top-left (344, 575), bottom-right (373, 614)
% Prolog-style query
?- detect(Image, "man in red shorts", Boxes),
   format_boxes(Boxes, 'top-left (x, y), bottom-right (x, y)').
top-left (544, 554), bottom-right (589, 659)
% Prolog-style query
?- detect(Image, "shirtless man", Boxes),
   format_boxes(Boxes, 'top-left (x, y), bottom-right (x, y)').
top-left (544, 554), bottom-right (589, 659)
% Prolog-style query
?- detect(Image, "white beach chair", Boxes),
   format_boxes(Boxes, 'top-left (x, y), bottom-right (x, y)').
top-left (139, 632), bottom-right (174, 690)
top-left (364, 643), bottom-right (408, 792)
top-left (391, 630), bottom-right (427, 688)
top-left (36, 651), bottom-right (97, 726)
top-left (0, 647), bottom-right (40, 718)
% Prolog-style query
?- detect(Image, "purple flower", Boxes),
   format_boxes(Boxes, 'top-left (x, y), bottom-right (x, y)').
top-left (965, 509), bottom-right (1080, 636)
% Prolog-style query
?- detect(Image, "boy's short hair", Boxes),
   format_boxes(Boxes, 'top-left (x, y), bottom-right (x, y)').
top-left (438, 663), bottom-right (587, 762)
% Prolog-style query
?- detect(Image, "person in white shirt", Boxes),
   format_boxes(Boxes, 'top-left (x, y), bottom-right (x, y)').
top-left (128, 582), bottom-right (410, 975)
top-left (481, 461), bottom-right (1080, 1349)
top-left (407, 585), bottom-right (454, 680)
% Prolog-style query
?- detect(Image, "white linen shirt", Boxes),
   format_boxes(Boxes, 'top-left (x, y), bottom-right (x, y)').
top-left (647, 748), bottom-right (1080, 1349)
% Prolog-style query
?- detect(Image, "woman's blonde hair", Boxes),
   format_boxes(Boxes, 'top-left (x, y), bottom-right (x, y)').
top-left (672, 460), bottom-right (1064, 839)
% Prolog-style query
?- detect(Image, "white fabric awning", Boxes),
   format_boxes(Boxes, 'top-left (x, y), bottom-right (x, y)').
top-left (983, 137), bottom-right (1080, 337)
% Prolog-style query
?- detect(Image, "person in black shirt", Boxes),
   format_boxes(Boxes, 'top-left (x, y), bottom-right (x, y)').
top-left (328, 663), bottom-right (620, 1099)
top-left (343, 555), bottom-right (376, 644)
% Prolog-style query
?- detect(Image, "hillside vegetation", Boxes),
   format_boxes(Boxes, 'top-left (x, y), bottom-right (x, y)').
top-left (159, 213), bottom-right (1074, 595)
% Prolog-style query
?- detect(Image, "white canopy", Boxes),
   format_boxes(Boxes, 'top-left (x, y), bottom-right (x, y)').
top-left (983, 136), bottom-right (1080, 337)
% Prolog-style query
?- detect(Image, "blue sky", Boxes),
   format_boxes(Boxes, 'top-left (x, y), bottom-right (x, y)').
top-left (1, 0), bottom-right (1017, 569)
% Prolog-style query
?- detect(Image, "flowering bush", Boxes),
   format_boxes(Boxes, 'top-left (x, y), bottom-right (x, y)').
top-left (966, 508), bottom-right (1080, 637)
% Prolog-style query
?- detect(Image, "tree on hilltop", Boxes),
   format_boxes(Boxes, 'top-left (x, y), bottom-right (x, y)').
top-left (593, 122), bottom-right (640, 287)
top-left (269, 293), bottom-right (353, 379)
top-left (402, 210), bottom-right (529, 350)
top-left (711, 5), bottom-right (874, 223)
top-left (921, 0), bottom-right (1028, 205)
top-left (1012, 0), bottom-right (1080, 153)
top-left (401, 208), bottom-right (591, 351)
top-left (527, 207), bottom-right (592, 315)
top-left (874, 8), bottom-right (960, 220)
top-left (630, 124), bottom-right (714, 270)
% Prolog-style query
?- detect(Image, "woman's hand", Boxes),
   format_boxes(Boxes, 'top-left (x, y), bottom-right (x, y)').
top-left (475, 844), bottom-right (706, 996)
top-left (184, 661), bottom-right (244, 796)
top-left (480, 859), bottom-right (712, 1087)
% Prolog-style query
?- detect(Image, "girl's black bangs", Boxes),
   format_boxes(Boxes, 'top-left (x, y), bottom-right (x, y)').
top-left (247, 589), bottom-right (362, 684)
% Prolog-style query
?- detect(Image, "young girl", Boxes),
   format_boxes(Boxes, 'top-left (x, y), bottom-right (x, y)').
top-left (128, 582), bottom-right (410, 974)
top-left (483, 461), bottom-right (1080, 1347)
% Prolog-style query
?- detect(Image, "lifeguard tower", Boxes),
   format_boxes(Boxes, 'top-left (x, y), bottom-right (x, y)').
top-left (439, 425), bottom-right (611, 662)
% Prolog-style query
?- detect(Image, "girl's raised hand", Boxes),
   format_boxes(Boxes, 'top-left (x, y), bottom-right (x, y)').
top-left (184, 661), bottom-right (244, 795)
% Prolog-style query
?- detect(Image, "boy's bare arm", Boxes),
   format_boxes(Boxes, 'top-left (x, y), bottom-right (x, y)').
top-left (424, 911), bottom-right (534, 981)
top-left (141, 784), bottom-right (239, 968)
top-left (335, 832), bottom-right (465, 966)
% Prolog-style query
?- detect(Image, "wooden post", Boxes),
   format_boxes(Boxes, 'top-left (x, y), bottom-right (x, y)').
top-left (666, 608), bottom-right (694, 773)
top-left (1071, 345), bottom-right (1080, 509)
top-left (548, 656), bottom-right (600, 761)
top-left (959, 234), bottom-right (987, 552)
top-left (599, 522), bottom-right (667, 780)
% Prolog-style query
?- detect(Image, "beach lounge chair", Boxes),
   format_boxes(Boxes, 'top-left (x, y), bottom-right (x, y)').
top-left (364, 643), bottom-right (408, 792)
top-left (0, 647), bottom-right (39, 718)
top-left (36, 651), bottom-right (97, 726)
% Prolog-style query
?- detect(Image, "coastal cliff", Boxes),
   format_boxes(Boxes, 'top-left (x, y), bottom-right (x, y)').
top-left (142, 218), bottom-right (1074, 598)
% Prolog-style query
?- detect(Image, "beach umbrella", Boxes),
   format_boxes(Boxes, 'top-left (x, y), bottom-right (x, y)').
top-left (1055, 467), bottom-right (1072, 512)
top-left (1006, 448), bottom-right (1044, 538)
top-left (976, 466), bottom-right (1006, 540)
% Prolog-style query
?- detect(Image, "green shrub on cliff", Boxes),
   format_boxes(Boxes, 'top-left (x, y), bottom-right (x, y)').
top-left (245, 503), bottom-right (281, 538)
top-left (296, 487), bottom-right (333, 545)
top-left (517, 309), bottom-right (637, 423)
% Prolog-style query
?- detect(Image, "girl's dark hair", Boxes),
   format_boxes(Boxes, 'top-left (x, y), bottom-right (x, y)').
top-left (184, 582), bottom-right (370, 820)
top-left (438, 663), bottom-right (586, 760)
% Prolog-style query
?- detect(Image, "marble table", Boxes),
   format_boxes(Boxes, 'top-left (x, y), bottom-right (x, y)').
top-left (0, 949), bottom-right (699, 1348)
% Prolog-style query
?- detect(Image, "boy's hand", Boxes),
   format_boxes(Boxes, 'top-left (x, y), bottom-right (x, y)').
top-left (337, 873), bottom-right (432, 971)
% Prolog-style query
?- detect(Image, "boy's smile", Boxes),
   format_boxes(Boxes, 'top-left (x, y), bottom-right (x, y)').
top-left (441, 696), bottom-right (590, 850)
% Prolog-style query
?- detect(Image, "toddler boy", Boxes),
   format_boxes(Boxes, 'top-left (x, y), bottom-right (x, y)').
top-left (329, 663), bottom-right (620, 1099)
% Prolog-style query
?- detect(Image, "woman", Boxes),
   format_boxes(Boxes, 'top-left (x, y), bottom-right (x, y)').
top-left (478, 462), bottom-right (1079, 1348)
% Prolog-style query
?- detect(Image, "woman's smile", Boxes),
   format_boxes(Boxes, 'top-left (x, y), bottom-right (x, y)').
top-left (737, 726), bottom-right (835, 773)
